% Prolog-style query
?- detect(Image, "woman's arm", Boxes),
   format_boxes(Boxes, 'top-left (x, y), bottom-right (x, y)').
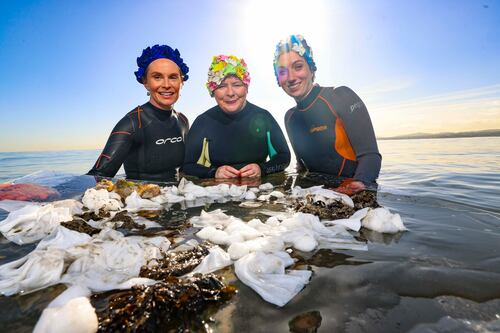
top-left (87, 116), bottom-right (134, 178)
top-left (333, 86), bottom-right (382, 184)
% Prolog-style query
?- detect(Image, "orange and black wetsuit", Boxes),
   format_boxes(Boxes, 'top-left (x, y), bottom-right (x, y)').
top-left (183, 102), bottom-right (290, 178)
top-left (285, 85), bottom-right (381, 183)
top-left (88, 102), bottom-right (189, 182)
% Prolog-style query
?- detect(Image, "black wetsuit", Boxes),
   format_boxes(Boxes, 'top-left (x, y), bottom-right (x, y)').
top-left (285, 85), bottom-right (381, 183)
top-left (183, 102), bottom-right (290, 178)
top-left (88, 102), bottom-right (189, 182)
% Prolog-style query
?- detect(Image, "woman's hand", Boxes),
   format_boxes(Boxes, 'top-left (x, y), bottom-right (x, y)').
top-left (334, 179), bottom-right (366, 196)
top-left (215, 165), bottom-right (241, 179)
top-left (239, 163), bottom-right (261, 178)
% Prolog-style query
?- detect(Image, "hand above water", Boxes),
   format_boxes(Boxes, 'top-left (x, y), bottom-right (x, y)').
top-left (215, 165), bottom-right (241, 179)
top-left (215, 164), bottom-right (261, 179)
top-left (239, 163), bottom-right (261, 178)
top-left (334, 179), bottom-right (366, 196)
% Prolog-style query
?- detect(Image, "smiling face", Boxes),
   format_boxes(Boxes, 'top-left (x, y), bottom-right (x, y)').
top-left (277, 51), bottom-right (314, 101)
top-left (213, 75), bottom-right (248, 113)
top-left (143, 58), bottom-right (183, 110)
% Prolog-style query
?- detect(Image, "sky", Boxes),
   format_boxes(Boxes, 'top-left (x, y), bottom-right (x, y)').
top-left (0, 0), bottom-right (499, 152)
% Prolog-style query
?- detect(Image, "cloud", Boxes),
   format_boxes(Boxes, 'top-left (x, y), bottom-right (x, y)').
top-left (368, 84), bottom-right (500, 136)
top-left (359, 78), bottom-right (415, 97)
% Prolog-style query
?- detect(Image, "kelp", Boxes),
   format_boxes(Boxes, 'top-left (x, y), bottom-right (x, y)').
top-left (140, 244), bottom-right (210, 279)
top-left (93, 274), bottom-right (236, 332)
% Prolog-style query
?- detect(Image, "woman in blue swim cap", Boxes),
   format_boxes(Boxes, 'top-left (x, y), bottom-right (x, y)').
top-left (88, 44), bottom-right (190, 182)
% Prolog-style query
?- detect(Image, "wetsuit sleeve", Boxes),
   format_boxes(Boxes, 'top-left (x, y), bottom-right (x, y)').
top-left (259, 113), bottom-right (291, 175)
top-left (333, 86), bottom-right (382, 183)
top-left (87, 116), bottom-right (134, 178)
top-left (183, 116), bottom-right (217, 178)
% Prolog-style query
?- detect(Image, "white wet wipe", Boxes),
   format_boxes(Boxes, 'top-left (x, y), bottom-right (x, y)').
top-left (125, 191), bottom-right (162, 212)
top-left (0, 199), bottom-right (83, 245)
top-left (0, 226), bottom-right (170, 295)
top-left (82, 188), bottom-right (122, 213)
top-left (291, 185), bottom-right (354, 207)
top-left (33, 285), bottom-right (98, 333)
top-left (234, 251), bottom-right (311, 307)
top-left (188, 246), bottom-right (233, 275)
top-left (361, 207), bottom-right (407, 233)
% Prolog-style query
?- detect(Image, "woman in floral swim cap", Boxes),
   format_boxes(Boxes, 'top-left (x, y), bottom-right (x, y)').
top-left (88, 44), bottom-right (190, 182)
top-left (183, 55), bottom-right (290, 179)
top-left (273, 35), bottom-right (381, 194)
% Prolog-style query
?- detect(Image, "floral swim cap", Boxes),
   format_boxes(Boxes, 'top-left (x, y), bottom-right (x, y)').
top-left (134, 44), bottom-right (189, 84)
top-left (206, 55), bottom-right (251, 97)
top-left (273, 35), bottom-right (317, 85)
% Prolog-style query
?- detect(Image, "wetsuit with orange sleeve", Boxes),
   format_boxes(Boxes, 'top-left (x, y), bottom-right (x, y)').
top-left (285, 85), bottom-right (381, 183)
top-left (87, 102), bottom-right (189, 182)
top-left (183, 102), bottom-right (290, 178)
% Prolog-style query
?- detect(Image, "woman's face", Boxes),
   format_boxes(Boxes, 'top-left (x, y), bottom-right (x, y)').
top-left (143, 58), bottom-right (183, 110)
top-left (214, 75), bottom-right (248, 113)
top-left (277, 51), bottom-right (314, 101)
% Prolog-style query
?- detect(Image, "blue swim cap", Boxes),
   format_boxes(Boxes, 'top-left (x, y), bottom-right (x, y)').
top-left (134, 44), bottom-right (189, 83)
top-left (273, 35), bottom-right (316, 86)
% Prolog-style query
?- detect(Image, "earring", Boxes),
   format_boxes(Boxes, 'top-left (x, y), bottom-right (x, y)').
top-left (147, 91), bottom-right (150, 96)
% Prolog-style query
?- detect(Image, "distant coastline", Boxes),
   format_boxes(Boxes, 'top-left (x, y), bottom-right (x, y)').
top-left (378, 129), bottom-right (500, 140)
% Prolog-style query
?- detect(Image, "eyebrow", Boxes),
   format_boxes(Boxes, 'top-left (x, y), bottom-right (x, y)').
top-left (278, 59), bottom-right (305, 69)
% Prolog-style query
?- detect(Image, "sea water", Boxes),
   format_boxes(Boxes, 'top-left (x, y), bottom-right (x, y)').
top-left (0, 137), bottom-right (499, 332)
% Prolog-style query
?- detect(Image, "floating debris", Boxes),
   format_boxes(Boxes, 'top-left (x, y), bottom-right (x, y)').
top-left (61, 218), bottom-right (100, 236)
top-left (93, 274), bottom-right (236, 332)
top-left (239, 201), bottom-right (263, 208)
top-left (139, 244), bottom-right (211, 279)
top-left (291, 190), bottom-right (380, 220)
top-left (109, 210), bottom-right (145, 230)
top-left (292, 194), bottom-right (355, 220)
top-left (351, 190), bottom-right (380, 210)
top-left (76, 209), bottom-right (110, 221)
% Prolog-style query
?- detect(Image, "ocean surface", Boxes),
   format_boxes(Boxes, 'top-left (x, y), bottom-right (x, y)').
top-left (1, 137), bottom-right (500, 332)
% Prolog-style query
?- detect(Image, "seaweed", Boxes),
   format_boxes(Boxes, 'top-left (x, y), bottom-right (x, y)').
top-left (139, 244), bottom-right (210, 279)
top-left (61, 218), bottom-right (100, 236)
top-left (93, 274), bottom-right (236, 332)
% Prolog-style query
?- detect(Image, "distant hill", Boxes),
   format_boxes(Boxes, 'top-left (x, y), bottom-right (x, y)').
top-left (378, 129), bottom-right (500, 140)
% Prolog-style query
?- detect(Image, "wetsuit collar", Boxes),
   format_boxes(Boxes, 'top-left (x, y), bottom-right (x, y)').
top-left (296, 84), bottom-right (321, 110)
top-left (144, 102), bottom-right (173, 121)
top-left (219, 100), bottom-right (249, 118)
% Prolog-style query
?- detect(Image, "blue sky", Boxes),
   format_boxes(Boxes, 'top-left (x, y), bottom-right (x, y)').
top-left (1, 0), bottom-right (499, 152)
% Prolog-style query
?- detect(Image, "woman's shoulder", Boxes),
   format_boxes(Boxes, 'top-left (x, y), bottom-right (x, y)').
top-left (246, 101), bottom-right (274, 117)
top-left (190, 106), bottom-right (218, 127)
top-left (329, 86), bottom-right (360, 100)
